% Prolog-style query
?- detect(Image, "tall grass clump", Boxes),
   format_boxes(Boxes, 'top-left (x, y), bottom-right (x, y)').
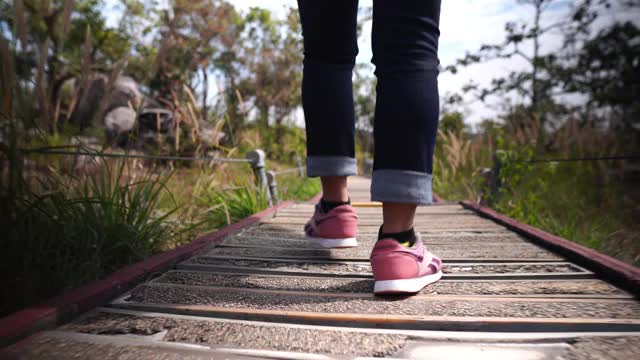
top-left (433, 130), bottom-right (492, 202)
top-left (201, 181), bottom-right (270, 229)
top-left (489, 146), bottom-right (632, 262)
top-left (277, 176), bottom-right (320, 202)
top-left (195, 175), bottom-right (320, 230)
top-left (0, 149), bottom-right (180, 317)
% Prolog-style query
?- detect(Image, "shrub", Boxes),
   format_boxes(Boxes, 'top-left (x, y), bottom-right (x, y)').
top-left (0, 155), bottom-right (180, 317)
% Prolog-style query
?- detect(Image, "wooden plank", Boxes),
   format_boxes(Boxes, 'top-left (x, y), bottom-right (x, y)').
top-left (4, 330), bottom-right (260, 360)
top-left (155, 270), bottom-right (628, 297)
top-left (143, 281), bottom-right (632, 301)
top-left (188, 253), bottom-right (567, 264)
top-left (91, 307), bottom-right (640, 341)
top-left (180, 257), bottom-right (593, 280)
top-left (223, 234), bottom-right (529, 246)
top-left (205, 244), bottom-right (563, 261)
top-left (178, 262), bottom-right (597, 281)
top-left (116, 284), bottom-right (640, 321)
top-left (109, 301), bottom-right (640, 333)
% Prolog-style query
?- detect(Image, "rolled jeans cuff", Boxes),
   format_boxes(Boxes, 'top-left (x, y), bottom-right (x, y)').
top-left (371, 169), bottom-right (433, 205)
top-left (307, 156), bottom-right (358, 177)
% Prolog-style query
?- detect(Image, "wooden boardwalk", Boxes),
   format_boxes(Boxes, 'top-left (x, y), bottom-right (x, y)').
top-left (4, 177), bottom-right (640, 359)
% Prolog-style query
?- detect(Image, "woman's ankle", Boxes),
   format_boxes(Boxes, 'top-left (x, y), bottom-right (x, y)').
top-left (321, 176), bottom-right (349, 202)
top-left (381, 202), bottom-right (417, 233)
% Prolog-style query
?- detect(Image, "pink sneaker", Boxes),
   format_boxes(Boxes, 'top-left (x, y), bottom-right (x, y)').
top-left (370, 233), bottom-right (443, 294)
top-left (304, 203), bottom-right (358, 248)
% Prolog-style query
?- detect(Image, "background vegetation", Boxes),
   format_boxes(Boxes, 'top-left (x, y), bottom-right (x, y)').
top-left (433, 0), bottom-right (639, 266)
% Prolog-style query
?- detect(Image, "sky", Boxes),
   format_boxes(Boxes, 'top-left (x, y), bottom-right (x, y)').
top-left (104, 0), bottom-right (638, 128)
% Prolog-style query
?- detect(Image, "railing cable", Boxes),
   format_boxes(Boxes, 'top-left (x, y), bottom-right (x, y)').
top-left (17, 148), bottom-right (251, 163)
top-left (527, 155), bottom-right (640, 163)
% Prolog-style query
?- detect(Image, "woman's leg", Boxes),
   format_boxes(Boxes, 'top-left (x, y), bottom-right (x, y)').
top-left (371, 0), bottom-right (442, 225)
top-left (298, 0), bottom-right (359, 202)
top-left (369, 0), bottom-right (444, 294)
top-left (298, 1), bottom-right (359, 248)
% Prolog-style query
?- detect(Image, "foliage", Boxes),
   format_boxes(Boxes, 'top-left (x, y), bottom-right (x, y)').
top-left (198, 174), bottom-right (318, 231)
top-left (353, 63), bottom-right (376, 158)
top-left (559, 21), bottom-right (640, 144)
top-left (435, 1), bottom-right (639, 266)
top-left (1, 0), bottom-right (309, 157)
top-left (235, 7), bottom-right (303, 130)
top-left (0, 153), bottom-right (182, 317)
top-left (433, 129), bottom-right (493, 202)
top-left (201, 181), bottom-right (269, 229)
top-left (446, 0), bottom-right (639, 151)
top-left (278, 176), bottom-right (321, 202)
top-left (432, 120), bottom-right (639, 266)
top-left (439, 112), bottom-right (466, 135)
top-left (492, 147), bottom-right (631, 262)
top-left (1, 0), bottom-right (133, 130)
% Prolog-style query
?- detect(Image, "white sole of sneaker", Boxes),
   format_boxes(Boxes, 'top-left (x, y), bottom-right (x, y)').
top-left (373, 271), bottom-right (443, 294)
top-left (305, 236), bottom-right (358, 249)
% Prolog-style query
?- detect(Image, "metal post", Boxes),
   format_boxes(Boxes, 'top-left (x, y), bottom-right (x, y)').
top-left (267, 170), bottom-right (280, 204)
top-left (363, 158), bottom-right (374, 177)
top-left (295, 155), bottom-right (305, 177)
top-left (488, 151), bottom-right (502, 206)
top-left (247, 149), bottom-right (273, 207)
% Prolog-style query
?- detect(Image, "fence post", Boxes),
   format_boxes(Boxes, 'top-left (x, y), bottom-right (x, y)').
top-left (488, 151), bottom-right (502, 206)
top-left (267, 171), bottom-right (280, 204)
top-left (295, 155), bottom-right (305, 177)
top-left (247, 149), bottom-right (273, 207)
top-left (363, 158), bottom-right (373, 177)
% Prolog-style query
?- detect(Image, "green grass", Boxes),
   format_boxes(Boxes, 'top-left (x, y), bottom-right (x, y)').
top-left (278, 176), bottom-right (321, 202)
top-left (201, 181), bottom-right (270, 229)
top-left (0, 139), bottom-right (320, 318)
top-left (194, 176), bottom-right (320, 230)
top-left (156, 165), bottom-right (319, 233)
top-left (491, 156), bottom-right (637, 265)
top-left (433, 136), bottom-right (639, 267)
top-left (0, 156), bottom-right (182, 317)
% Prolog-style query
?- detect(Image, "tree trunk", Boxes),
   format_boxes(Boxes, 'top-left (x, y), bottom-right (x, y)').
top-left (201, 67), bottom-right (208, 122)
top-left (259, 105), bottom-right (269, 128)
top-left (531, 0), bottom-right (541, 115)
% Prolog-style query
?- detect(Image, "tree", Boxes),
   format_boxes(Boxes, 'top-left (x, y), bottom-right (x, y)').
top-left (560, 21), bottom-right (640, 148)
top-left (446, 0), bottom-right (613, 127)
top-left (1, 0), bottom-right (132, 131)
top-left (439, 112), bottom-right (466, 135)
top-left (148, 1), bottom-right (240, 115)
top-left (235, 7), bottom-right (303, 130)
top-left (353, 63), bottom-right (376, 157)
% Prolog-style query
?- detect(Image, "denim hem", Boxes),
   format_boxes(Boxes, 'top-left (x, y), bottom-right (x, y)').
top-left (307, 156), bottom-right (358, 177)
top-left (371, 169), bottom-right (433, 205)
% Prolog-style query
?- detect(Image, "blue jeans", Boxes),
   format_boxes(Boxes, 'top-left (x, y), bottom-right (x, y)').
top-left (298, 0), bottom-right (441, 204)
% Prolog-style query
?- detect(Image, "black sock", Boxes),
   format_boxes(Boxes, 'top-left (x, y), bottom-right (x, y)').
top-left (320, 198), bottom-right (350, 213)
top-left (378, 226), bottom-right (417, 247)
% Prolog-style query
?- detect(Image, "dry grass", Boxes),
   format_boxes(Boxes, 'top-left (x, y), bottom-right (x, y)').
top-left (433, 117), bottom-right (637, 266)
top-left (433, 130), bottom-right (492, 201)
